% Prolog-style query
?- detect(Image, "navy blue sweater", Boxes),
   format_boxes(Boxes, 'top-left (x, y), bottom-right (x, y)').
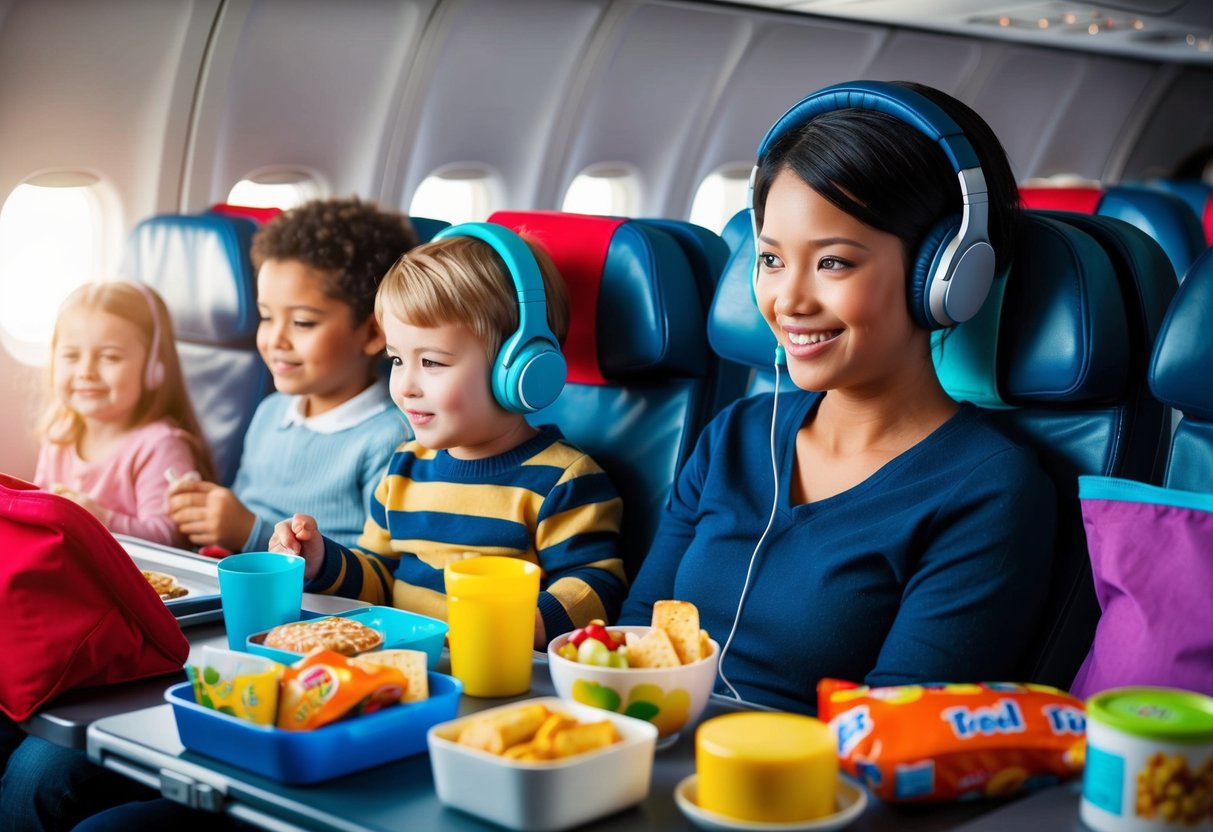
top-left (620, 390), bottom-right (1056, 715)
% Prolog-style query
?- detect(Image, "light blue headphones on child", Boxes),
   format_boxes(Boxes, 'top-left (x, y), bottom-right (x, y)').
top-left (432, 223), bottom-right (567, 413)
top-left (750, 80), bottom-right (996, 331)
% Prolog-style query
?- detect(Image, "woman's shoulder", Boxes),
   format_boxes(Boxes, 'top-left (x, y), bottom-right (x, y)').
top-left (936, 404), bottom-right (1052, 485)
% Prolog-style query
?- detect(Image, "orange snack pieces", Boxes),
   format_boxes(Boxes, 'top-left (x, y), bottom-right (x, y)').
top-left (817, 678), bottom-right (1087, 802)
top-left (456, 702), bottom-right (621, 762)
top-left (277, 650), bottom-right (408, 731)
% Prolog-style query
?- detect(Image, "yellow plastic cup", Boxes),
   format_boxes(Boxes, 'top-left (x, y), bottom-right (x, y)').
top-left (444, 556), bottom-right (540, 698)
top-left (696, 712), bottom-right (838, 822)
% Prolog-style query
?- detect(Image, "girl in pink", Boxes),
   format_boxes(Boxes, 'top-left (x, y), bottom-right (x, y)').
top-left (34, 281), bottom-right (215, 547)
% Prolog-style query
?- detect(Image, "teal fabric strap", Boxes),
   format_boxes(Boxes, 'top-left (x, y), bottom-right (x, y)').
top-left (1079, 474), bottom-right (1213, 512)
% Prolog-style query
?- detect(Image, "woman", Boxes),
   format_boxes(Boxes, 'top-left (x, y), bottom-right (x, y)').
top-left (619, 81), bottom-right (1056, 714)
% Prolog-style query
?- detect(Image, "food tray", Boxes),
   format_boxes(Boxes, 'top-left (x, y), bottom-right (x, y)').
top-left (116, 534), bottom-right (223, 626)
top-left (245, 605), bottom-right (448, 669)
top-left (167, 671), bottom-right (462, 783)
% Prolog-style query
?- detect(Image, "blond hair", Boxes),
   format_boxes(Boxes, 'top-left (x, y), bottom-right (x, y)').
top-left (375, 235), bottom-right (570, 361)
top-left (39, 281), bottom-right (217, 482)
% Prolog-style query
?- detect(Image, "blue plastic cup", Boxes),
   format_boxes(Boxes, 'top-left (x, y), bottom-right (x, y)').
top-left (217, 552), bottom-right (305, 650)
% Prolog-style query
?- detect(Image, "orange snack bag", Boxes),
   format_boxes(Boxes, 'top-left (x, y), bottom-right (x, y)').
top-left (817, 678), bottom-right (1086, 802)
top-left (277, 650), bottom-right (408, 731)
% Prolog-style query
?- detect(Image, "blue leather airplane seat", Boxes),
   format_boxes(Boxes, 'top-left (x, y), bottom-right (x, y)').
top-left (1020, 185), bottom-right (1205, 283)
top-left (707, 210), bottom-right (800, 399)
top-left (634, 217), bottom-right (750, 417)
top-left (936, 211), bottom-right (1175, 689)
top-left (488, 210), bottom-right (711, 578)
top-left (211, 202), bottom-right (451, 243)
top-left (121, 213), bottom-right (268, 486)
top-left (1139, 178), bottom-right (1213, 246)
top-left (1150, 247), bottom-right (1213, 489)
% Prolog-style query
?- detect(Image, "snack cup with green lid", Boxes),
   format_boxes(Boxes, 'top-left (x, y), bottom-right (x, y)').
top-left (1081, 686), bottom-right (1213, 832)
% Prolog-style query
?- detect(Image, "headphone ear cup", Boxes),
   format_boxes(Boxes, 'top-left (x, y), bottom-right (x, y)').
top-left (145, 361), bottom-right (165, 391)
top-left (909, 216), bottom-right (962, 330)
top-left (493, 337), bottom-right (567, 414)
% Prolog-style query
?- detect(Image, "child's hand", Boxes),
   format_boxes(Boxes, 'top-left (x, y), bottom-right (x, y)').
top-left (167, 478), bottom-right (255, 552)
top-left (269, 514), bottom-right (324, 580)
top-left (48, 484), bottom-right (110, 522)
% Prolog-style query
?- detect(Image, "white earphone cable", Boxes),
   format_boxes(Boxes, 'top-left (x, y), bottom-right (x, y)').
top-left (717, 357), bottom-right (782, 700)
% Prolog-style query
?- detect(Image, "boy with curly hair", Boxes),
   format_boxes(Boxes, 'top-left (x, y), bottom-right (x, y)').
top-left (168, 197), bottom-right (418, 553)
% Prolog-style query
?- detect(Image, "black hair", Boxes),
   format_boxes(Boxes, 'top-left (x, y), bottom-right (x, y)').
top-left (752, 81), bottom-right (1021, 279)
top-left (251, 196), bottom-right (420, 323)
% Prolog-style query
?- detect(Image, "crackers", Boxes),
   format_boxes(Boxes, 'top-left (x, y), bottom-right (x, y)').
top-left (351, 648), bottom-right (429, 702)
top-left (626, 600), bottom-right (712, 668)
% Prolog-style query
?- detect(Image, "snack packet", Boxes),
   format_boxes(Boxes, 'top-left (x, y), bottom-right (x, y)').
top-left (277, 649), bottom-right (408, 731)
top-left (187, 645), bottom-right (283, 725)
top-left (818, 678), bottom-right (1087, 802)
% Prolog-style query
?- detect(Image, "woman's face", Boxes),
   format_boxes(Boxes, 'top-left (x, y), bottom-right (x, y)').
top-left (755, 169), bottom-right (929, 395)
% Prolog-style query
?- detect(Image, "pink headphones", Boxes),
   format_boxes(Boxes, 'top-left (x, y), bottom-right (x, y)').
top-left (129, 282), bottom-right (165, 390)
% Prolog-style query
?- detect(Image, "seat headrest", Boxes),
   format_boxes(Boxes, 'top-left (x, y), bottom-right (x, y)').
top-left (408, 216), bottom-right (452, 243)
top-left (1019, 186), bottom-right (1103, 214)
top-left (706, 211), bottom-right (774, 370)
top-left (1142, 179), bottom-right (1213, 246)
top-left (706, 210), bottom-right (1131, 404)
top-left (121, 214), bottom-right (258, 346)
top-left (487, 211), bottom-right (706, 385)
top-left (1151, 247), bottom-right (1213, 420)
top-left (210, 203), bottom-right (283, 225)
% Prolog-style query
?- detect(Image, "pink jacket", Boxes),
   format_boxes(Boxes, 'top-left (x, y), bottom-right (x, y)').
top-left (34, 419), bottom-right (198, 547)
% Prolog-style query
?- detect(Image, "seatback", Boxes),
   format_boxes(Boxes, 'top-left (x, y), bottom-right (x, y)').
top-left (936, 211), bottom-right (1174, 688)
top-left (210, 203), bottom-right (452, 243)
top-left (1150, 247), bottom-right (1213, 489)
top-left (704, 209), bottom-right (1174, 689)
top-left (487, 210), bottom-right (711, 577)
top-left (706, 209), bottom-right (800, 398)
top-left (1140, 179), bottom-right (1213, 245)
top-left (121, 213), bottom-right (268, 486)
top-left (1020, 185), bottom-right (1204, 282)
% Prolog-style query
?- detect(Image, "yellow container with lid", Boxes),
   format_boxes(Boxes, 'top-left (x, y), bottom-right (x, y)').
top-left (695, 711), bottom-right (837, 822)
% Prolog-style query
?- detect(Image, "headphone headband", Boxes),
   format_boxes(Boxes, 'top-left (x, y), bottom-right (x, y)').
top-left (128, 281), bottom-right (165, 390)
top-left (750, 80), bottom-right (994, 329)
top-left (431, 223), bottom-right (566, 412)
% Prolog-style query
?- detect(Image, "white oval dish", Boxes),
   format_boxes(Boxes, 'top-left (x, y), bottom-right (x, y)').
top-left (674, 772), bottom-right (868, 832)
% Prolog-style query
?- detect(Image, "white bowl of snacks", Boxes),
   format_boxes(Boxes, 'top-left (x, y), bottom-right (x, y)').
top-left (427, 696), bottom-right (658, 831)
top-left (547, 600), bottom-right (719, 746)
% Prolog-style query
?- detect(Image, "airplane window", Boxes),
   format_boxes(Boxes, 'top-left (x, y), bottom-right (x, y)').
top-left (0, 177), bottom-right (111, 365)
top-left (227, 170), bottom-right (322, 210)
top-left (689, 166), bottom-right (751, 234)
top-left (561, 165), bottom-right (642, 217)
top-left (409, 168), bottom-right (501, 225)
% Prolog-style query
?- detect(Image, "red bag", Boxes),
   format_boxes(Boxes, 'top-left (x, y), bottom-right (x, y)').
top-left (0, 474), bottom-right (189, 721)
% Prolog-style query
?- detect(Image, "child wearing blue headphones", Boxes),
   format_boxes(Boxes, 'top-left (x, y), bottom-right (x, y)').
top-left (271, 225), bottom-right (626, 649)
top-left (620, 81), bottom-right (1057, 714)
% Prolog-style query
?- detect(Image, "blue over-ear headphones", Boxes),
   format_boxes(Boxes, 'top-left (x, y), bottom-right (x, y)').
top-left (432, 223), bottom-right (567, 413)
top-left (749, 80), bottom-right (995, 330)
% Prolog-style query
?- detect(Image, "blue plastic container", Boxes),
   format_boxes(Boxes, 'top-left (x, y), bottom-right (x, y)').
top-left (245, 605), bottom-right (447, 669)
top-left (166, 672), bottom-right (462, 783)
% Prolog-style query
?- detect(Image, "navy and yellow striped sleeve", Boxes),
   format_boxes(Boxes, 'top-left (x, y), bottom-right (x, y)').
top-left (304, 449), bottom-right (404, 605)
top-left (532, 447), bottom-right (626, 636)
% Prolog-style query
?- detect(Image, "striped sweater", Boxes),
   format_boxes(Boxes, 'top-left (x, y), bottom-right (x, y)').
top-left (307, 426), bottom-right (626, 637)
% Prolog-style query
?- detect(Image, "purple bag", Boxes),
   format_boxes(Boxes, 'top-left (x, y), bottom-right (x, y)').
top-left (1070, 475), bottom-right (1213, 699)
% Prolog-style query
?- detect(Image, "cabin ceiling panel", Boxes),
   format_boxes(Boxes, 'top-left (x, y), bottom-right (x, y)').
top-left (863, 30), bottom-right (984, 95)
top-left (197, 0), bottom-right (430, 207)
top-left (1122, 67), bottom-right (1213, 180)
top-left (0, 0), bottom-right (219, 224)
top-left (691, 14), bottom-right (887, 195)
top-left (398, 0), bottom-right (607, 211)
top-left (557, 2), bottom-right (752, 216)
top-left (1026, 56), bottom-right (1155, 181)
top-left (962, 46), bottom-right (1095, 181)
